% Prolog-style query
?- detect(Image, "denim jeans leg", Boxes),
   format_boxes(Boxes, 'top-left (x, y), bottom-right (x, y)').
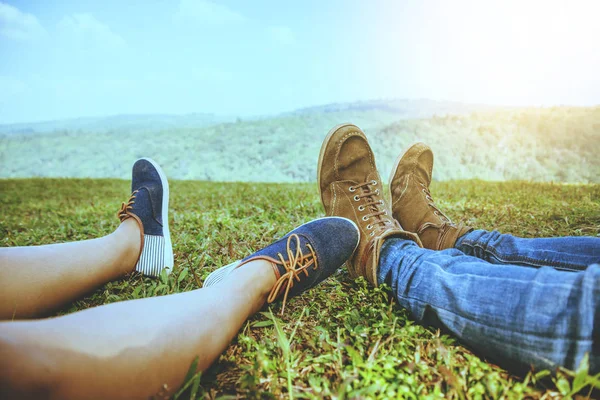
top-left (455, 230), bottom-right (600, 272)
top-left (378, 238), bottom-right (600, 374)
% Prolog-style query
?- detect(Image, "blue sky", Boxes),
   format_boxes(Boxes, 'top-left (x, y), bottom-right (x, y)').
top-left (1, 0), bottom-right (599, 123)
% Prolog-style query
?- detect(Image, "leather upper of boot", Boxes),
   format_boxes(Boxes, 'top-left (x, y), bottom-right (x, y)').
top-left (318, 124), bottom-right (421, 286)
top-left (389, 142), bottom-right (472, 250)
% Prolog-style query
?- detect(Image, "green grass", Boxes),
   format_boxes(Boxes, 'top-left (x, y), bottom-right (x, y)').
top-left (1, 179), bottom-right (599, 399)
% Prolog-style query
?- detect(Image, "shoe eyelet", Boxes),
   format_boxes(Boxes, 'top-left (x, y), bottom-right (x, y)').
top-left (379, 200), bottom-right (384, 205)
top-left (358, 205), bottom-right (365, 211)
top-left (371, 180), bottom-right (377, 185)
top-left (349, 186), bottom-right (356, 192)
top-left (370, 231), bottom-right (375, 236)
top-left (384, 210), bottom-right (388, 215)
top-left (434, 211), bottom-right (439, 215)
top-left (353, 195), bottom-right (360, 201)
top-left (362, 216), bottom-right (369, 221)
top-left (367, 224), bottom-right (373, 230)
top-left (374, 189), bottom-right (380, 195)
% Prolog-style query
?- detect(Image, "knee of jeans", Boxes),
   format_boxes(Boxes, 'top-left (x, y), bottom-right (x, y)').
top-left (482, 230), bottom-right (505, 247)
top-left (457, 229), bottom-right (494, 249)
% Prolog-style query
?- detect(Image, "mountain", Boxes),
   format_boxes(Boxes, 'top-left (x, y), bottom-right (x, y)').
top-left (0, 101), bottom-right (598, 183)
top-left (0, 113), bottom-right (235, 135)
top-left (289, 98), bottom-right (500, 117)
top-left (0, 99), bottom-right (496, 135)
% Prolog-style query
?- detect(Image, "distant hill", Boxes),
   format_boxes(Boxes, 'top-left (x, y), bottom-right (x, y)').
top-left (0, 113), bottom-right (235, 135)
top-left (0, 99), bottom-right (495, 135)
top-left (290, 98), bottom-right (500, 117)
top-left (0, 100), bottom-right (598, 183)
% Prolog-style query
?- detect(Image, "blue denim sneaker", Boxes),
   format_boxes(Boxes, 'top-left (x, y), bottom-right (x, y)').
top-left (204, 217), bottom-right (360, 313)
top-left (117, 158), bottom-right (173, 277)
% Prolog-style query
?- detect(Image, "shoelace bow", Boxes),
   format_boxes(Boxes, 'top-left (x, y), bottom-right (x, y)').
top-left (350, 180), bottom-right (392, 236)
top-left (267, 234), bottom-right (318, 315)
top-left (117, 190), bottom-right (139, 221)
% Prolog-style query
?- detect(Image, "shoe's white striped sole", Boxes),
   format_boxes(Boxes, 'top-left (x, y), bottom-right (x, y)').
top-left (136, 234), bottom-right (166, 277)
top-left (134, 157), bottom-right (174, 277)
top-left (203, 260), bottom-right (241, 287)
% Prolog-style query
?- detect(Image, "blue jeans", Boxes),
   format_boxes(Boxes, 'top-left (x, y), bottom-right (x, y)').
top-left (378, 229), bottom-right (600, 373)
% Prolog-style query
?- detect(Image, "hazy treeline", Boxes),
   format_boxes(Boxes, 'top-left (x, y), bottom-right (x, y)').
top-left (1, 105), bottom-right (598, 183)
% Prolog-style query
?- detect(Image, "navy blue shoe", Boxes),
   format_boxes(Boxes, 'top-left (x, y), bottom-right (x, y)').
top-left (204, 217), bottom-right (360, 313)
top-left (117, 158), bottom-right (173, 276)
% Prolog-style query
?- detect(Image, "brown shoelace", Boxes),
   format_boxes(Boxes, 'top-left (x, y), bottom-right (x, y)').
top-left (267, 234), bottom-right (318, 315)
top-left (350, 180), bottom-right (392, 237)
top-left (416, 181), bottom-right (465, 249)
top-left (116, 190), bottom-right (145, 267)
top-left (117, 190), bottom-right (139, 221)
top-left (416, 181), bottom-right (455, 235)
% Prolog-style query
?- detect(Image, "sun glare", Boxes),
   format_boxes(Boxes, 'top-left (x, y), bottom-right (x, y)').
top-left (371, 0), bottom-right (600, 105)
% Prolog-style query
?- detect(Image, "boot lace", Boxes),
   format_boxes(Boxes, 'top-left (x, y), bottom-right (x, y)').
top-left (267, 234), bottom-right (318, 315)
top-left (117, 190), bottom-right (138, 221)
top-left (349, 180), bottom-right (392, 237)
top-left (416, 182), bottom-right (454, 235)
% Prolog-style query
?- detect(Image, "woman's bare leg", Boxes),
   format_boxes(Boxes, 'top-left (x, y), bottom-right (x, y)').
top-left (0, 219), bottom-right (141, 319)
top-left (0, 216), bottom-right (360, 400)
top-left (0, 259), bottom-right (275, 400)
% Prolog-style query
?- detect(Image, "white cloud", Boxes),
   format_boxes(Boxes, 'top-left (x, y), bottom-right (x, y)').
top-left (268, 25), bottom-right (294, 45)
top-left (57, 13), bottom-right (125, 50)
top-left (175, 0), bottom-right (245, 24)
top-left (0, 2), bottom-right (46, 41)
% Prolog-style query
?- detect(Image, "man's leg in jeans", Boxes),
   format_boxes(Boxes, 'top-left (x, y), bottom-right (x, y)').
top-left (387, 141), bottom-right (600, 271)
top-left (455, 230), bottom-right (600, 272)
top-left (378, 238), bottom-right (600, 374)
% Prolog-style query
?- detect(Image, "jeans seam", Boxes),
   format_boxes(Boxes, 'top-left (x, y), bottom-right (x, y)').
top-left (459, 239), bottom-right (586, 271)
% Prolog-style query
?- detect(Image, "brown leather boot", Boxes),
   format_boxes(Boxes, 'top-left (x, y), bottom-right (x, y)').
top-left (318, 123), bottom-right (422, 286)
top-left (388, 142), bottom-right (472, 250)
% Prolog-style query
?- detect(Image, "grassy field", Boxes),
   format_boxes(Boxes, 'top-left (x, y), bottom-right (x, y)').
top-left (1, 179), bottom-right (599, 399)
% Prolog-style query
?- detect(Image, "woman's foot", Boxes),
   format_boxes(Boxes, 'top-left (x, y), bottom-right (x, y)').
top-left (204, 217), bottom-right (360, 314)
top-left (118, 158), bottom-right (174, 276)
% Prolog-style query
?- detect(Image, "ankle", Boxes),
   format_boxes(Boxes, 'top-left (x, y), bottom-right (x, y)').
top-left (247, 259), bottom-right (277, 294)
top-left (112, 218), bottom-right (142, 274)
top-left (228, 259), bottom-right (277, 311)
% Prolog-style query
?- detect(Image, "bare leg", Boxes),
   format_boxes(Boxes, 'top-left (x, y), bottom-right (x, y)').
top-left (0, 219), bottom-right (141, 319)
top-left (0, 259), bottom-right (275, 399)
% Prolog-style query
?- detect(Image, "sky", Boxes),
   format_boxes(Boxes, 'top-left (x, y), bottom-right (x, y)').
top-left (0, 0), bottom-right (599, 124)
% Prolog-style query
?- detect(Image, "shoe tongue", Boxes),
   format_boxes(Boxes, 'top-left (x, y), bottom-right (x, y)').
top-left (361, 172), bottom-right (389, 222)
top-left (134, 187), bottom-right (161, 223)
top-left (362, 172), bottom-right (378, 205)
